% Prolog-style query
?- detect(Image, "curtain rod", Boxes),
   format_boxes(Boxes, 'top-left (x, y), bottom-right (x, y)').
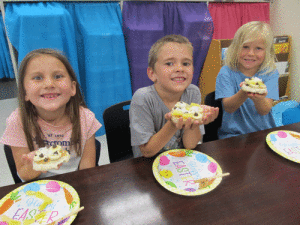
top-left (1, 0), bottom-right (271, 2)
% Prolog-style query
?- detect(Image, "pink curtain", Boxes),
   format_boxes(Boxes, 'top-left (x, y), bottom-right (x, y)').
top-left (208, 3), bottom-right (270, 39)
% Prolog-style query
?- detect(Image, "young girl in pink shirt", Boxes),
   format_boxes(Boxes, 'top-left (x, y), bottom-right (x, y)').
top-left (0, 49), bottom-right (101, 181)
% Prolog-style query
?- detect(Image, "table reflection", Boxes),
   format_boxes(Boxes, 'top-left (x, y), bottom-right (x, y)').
top-left (101, 192), bottom-right (166, 224)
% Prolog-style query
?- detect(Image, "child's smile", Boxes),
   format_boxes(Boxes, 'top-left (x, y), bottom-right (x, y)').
top-left (41, 93), bottom-right (60, 100)
top-left (24, 55), bottom-right (76, 117)
top-left (172, 77), bottom-right (186, 82)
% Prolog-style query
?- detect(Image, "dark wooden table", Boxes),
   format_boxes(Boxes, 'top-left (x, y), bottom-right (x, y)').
top-left (1, 123), bottom-right (300, 225)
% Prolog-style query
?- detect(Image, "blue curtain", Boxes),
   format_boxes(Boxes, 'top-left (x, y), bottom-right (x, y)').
top-left (73, 3), bottom-right (132, 136)
top-left (0, 13), bottom-right (14, 79)
top-left (122, 2), bottom-right (214, 94)
top-left (5, 2), bottom-right (80, 82)
top-left (4, 2), bottom-right (132, 136)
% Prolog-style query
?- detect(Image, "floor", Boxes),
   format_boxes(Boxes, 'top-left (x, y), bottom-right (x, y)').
top-left (0, 98), bottom-right (110, 188)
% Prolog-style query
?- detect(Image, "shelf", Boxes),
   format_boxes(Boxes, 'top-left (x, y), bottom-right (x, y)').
top-left (279, 73), bottom-right (289, 78)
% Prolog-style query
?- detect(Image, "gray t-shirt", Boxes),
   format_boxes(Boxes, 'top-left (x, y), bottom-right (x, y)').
top-left (130, 84), bottom-right (205, 157)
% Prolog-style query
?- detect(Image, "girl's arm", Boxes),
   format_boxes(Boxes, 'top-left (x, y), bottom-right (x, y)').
top-left (222, 89), bottom-right (248, 113)
top-left (79, 135), bottom-right (96, 169)
top-left (11, 146), bottom-right (42, 181)
top-left (139, 119), bottom-right (178, 158)
top-left (248, 93), bottom-right (273, 115)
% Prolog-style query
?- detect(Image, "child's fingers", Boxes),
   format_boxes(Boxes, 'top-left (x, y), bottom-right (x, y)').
top-left (193, 119), bottom-right (201, 128)
top-left (215, 107), bottom-right (219, 116)
top-left (211, 108), bottom-right (219, 121)
top-left (165, 112), bottom-right (172, 120)
top-left (203, 113), bottom-right (213, 125)
top-left (203, 108), bottom-right (220, 124)
top-left (22, 152), bottom-right (35, 163)
top-left (175, 117), bottom-right (185, 129)
top-left (248, 92), bottom-right (267, 101)
top-left (40, 163), bottom-right (63, 173)
top-left (183, 117), bottom-right (194, 130)
top-left (56, 163), bottom-right (63, 170)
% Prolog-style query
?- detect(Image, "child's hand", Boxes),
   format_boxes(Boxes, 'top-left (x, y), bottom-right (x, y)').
top-left (201, 106), bottom-right (219, 125)
top-left (22, 151), bottom-right (35, 164)
top-left (247, 92), bottom-right (268, 101)
top-left (166, 106), bottom-right (219, 129)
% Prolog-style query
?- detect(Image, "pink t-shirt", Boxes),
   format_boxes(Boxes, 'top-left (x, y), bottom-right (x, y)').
top-left (0, 107), bottom-right (101, 178)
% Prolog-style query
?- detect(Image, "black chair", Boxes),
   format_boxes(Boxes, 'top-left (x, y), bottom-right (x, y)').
top-left (4, 145), bottom-right (22, 184)
top-left (103, 100), bottom-right (133, 163)
top-left (203, 91), bottom-right (223, 143)
top-left (95, 139), bottom-right (101, 166)
top-left (4, 139), bottom-right (101, 184)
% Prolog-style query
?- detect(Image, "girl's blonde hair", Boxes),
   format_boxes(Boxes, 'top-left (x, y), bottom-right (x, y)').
top-left (18, 48), bottom-right (86, 156)
top-left (148, 34), bottom-right (193, 70)
top-left (225, 21), bottom-right (276, 74)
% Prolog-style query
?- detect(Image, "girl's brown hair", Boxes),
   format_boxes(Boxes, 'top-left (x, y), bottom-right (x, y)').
top-left (18, 48), bottom-right (86, 156)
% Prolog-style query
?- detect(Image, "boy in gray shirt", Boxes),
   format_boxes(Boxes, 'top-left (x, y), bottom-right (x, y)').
top-left (130, 35), bottom-right (219, 158)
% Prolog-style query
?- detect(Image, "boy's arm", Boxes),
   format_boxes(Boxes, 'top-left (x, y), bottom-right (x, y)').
top-left (79, 135), bottom-right (96, 169)
top-left (182, 125), bottom-right (201, 150)
top-left (139, 120), bottom-right (178, 158)
top-left (11, 146), bottom-right (42, 181)
top-left (182, 106), bottom-right (219, 149)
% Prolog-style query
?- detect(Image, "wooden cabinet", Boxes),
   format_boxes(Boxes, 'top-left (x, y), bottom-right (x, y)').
top-left (199, 36), bottom-right (291, 104)
top-left (273, 35), bottom-right (291, 103)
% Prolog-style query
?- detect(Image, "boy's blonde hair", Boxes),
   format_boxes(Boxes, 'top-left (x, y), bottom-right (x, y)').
top-left (148, 34), bottom-right (193, 70)
top-left (225, 21), bottom-right (276, 74)
top-left (18, 48), bottom-right (86, 156)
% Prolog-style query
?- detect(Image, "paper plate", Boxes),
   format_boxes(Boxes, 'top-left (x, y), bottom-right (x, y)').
top-left (0, 180), bottom-right (80, 224)
top-left (153, 149), bottom-right (223, 196)
top-left (266, 130), bottom-right (300, 163)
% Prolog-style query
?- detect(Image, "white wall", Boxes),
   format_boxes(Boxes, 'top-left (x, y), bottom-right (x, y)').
top-left (270, 0), bottom-right (300, 101)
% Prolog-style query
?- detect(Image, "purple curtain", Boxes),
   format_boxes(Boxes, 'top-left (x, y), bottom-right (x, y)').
top-left (122, 1), bottom-right (214, 94)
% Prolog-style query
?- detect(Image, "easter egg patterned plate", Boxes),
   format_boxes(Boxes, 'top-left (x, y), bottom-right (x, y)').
top-left (0, 180), bottom-right (80, 224)
top-left (266, 130), bottom-right (300, 163)
top-left (153, 149), bottom-right (223, 196)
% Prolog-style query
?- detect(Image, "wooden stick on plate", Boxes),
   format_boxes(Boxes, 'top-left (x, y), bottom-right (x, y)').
top-left (194, 172), bottom-right (230, 189)
top-left (47, 206), bottom-right (84, 225)
top-left (210, 172), bottom-right (230, 179)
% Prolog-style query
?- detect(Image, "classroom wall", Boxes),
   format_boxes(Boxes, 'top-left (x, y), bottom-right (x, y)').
top-left (270, 0), bottom-right (300, 102)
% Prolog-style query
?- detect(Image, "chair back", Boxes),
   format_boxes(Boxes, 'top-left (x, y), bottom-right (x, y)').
top-left (203, 91), bottom-right (223, 143)
top-left (272, 100), bottom-right (298, 126)
top-left (103, 100), bottom-right (133, 163)
top-left (95, 139), bottom-right (101, 166)
top-left (4, 145), bottom-right (22, 183)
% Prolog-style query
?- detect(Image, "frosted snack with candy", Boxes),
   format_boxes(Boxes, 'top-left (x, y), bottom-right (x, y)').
top-left (33, 145), bottom-right (70, 171)
top-left (171, 101), bottom-right (203, 123)
top-left (241, 77), bottom-right (267, 94)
